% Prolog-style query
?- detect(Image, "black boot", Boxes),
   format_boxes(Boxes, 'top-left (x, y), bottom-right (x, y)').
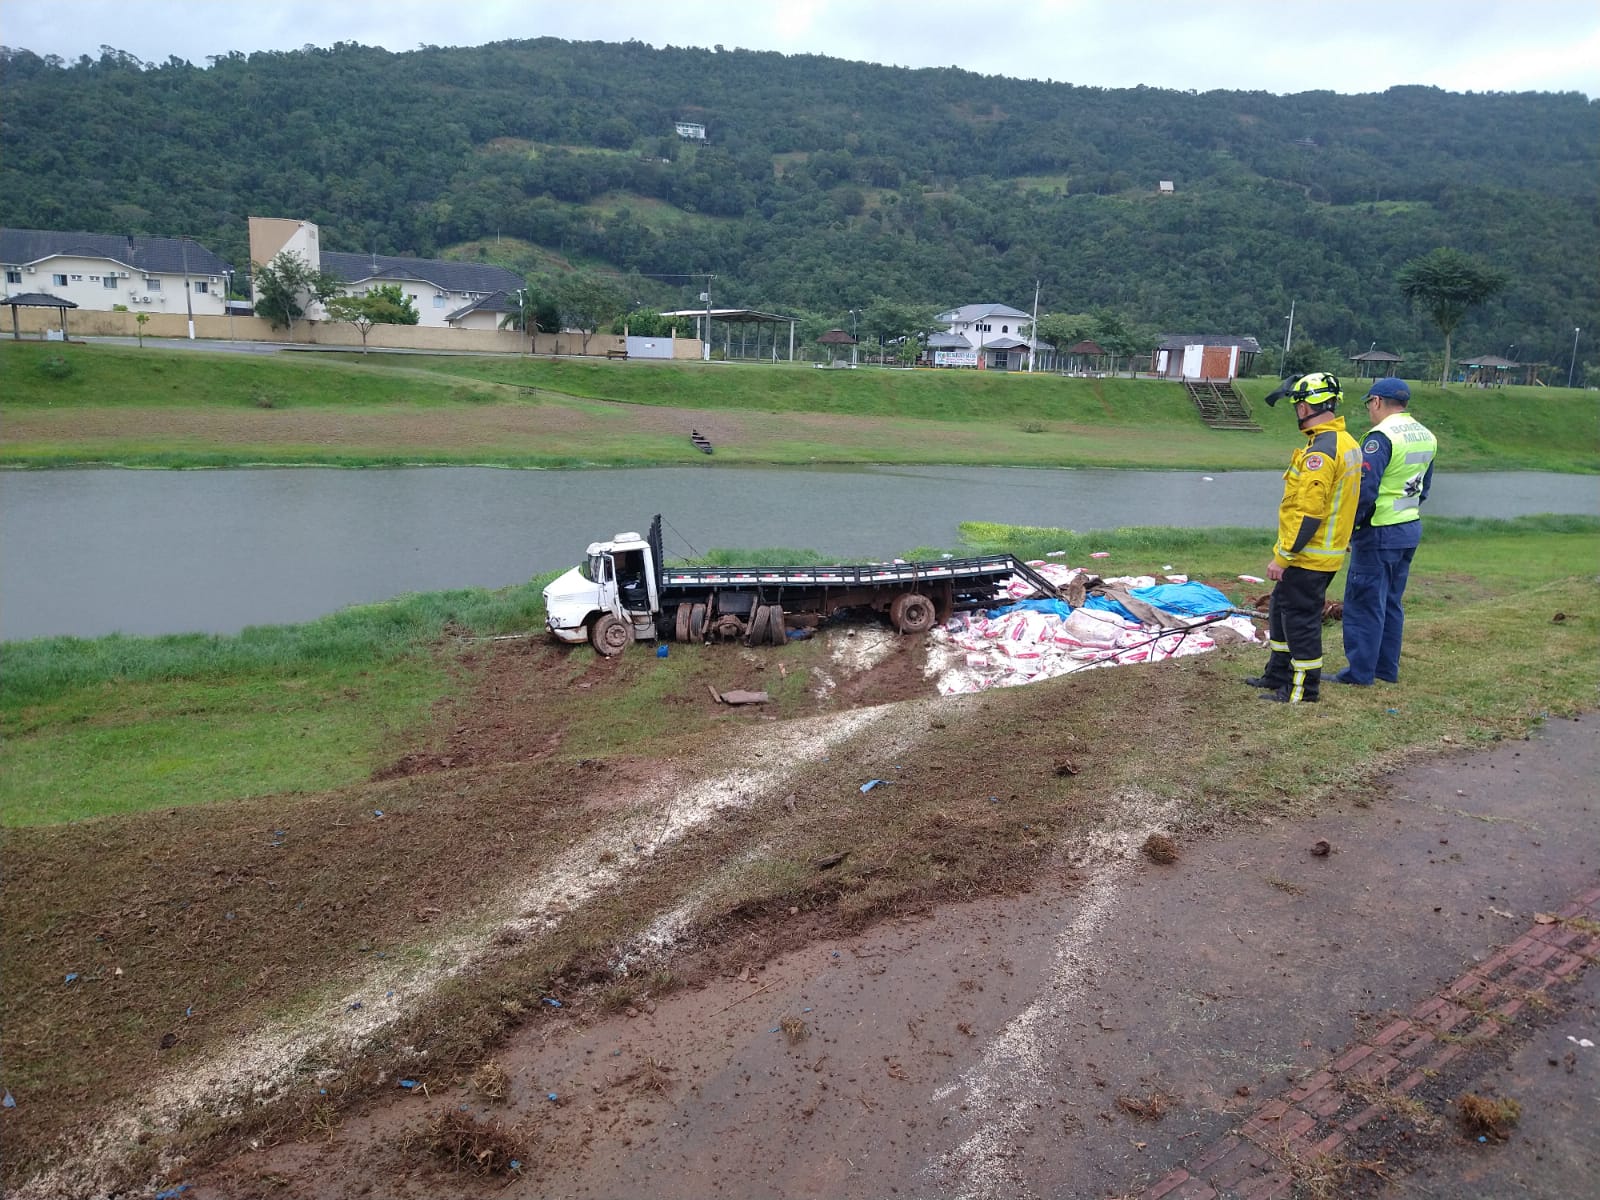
top-left (1259, 687), bottom-right (1317, 703)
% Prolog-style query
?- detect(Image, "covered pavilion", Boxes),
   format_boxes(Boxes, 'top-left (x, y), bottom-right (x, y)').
top-left (658, 307), bottom-right (800, 362)
top-left (1349, 349), bottom-right (1403, 379)
top-left (4, 292), bottom-right (78, 340)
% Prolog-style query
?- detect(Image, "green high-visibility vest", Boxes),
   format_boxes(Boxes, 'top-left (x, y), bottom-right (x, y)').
top-left (1370, 414), bottom-right (1437, 526)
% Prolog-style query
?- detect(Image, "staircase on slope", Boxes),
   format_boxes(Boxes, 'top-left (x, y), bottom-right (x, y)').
top-left (1185, 381), bottom-right (1261, 430)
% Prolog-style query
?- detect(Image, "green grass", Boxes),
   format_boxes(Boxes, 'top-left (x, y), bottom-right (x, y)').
top-left (4, 342), bottom-right (1597, 473)
top-left (0, 341), bottom-right (505, 410)
top-left (5, 517), bottom-right (1594, 828)
top-left (0, 580), bottom-right (553, 826)
top-left (0, 662), bottom-right (443, 825)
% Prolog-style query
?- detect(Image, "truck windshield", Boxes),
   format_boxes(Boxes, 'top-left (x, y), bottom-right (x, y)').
top-left (581, 553), bottom-right (610, 584)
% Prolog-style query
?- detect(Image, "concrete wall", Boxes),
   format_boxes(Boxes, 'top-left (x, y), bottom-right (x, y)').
top-left (532, 331), bottom-right (703, 360)
top-left (6, 306), bottom-right (706, 359)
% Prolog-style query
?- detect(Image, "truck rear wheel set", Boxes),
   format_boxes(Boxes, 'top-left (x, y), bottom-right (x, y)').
top-left (888, 592), bottom-right (937, 634)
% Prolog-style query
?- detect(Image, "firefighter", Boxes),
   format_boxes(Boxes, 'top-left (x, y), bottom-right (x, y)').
top-left (1244, 372), bottom-right (1362, 702)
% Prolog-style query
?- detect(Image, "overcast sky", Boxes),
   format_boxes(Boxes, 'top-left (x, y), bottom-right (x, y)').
top-left (3, 0), bottom-right (1596, 96)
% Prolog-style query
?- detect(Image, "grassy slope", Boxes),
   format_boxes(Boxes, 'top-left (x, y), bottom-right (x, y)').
top-left (3, 342), bottom-right (1596, 472)
top-left (3, 517), bottom-right (1595, 828)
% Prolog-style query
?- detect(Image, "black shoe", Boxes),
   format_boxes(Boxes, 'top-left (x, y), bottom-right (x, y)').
top-left (1243, 675), bottom-right (1276, 689)
top-left (1259, 688), bottom-right (1317, 703)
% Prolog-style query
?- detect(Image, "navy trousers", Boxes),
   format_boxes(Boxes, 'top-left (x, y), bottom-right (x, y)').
top-left (1341, 543), bottom-right (1415, 684)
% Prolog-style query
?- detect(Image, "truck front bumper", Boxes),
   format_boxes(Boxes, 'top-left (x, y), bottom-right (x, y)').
top-left (546, 616), bottom-right (589, 644)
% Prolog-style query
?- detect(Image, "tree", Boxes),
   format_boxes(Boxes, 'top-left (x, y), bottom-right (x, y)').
top-left (1091, 309), bottom-right (1155, 377)
top-left (324, 285), bottom-right (419, 353)
top-left (500, 287), bottom-right (561, 337)
top-left (1396, 248), bottom-right (1509, 386)
top-left (134, 311), bottom-right (149, 347)
top-left (1033, 312), bottom-right (1095, 352)
top-left (252, 251), bottom-right (343, 340)
top-left (555, 273), bottom-right (627, 354)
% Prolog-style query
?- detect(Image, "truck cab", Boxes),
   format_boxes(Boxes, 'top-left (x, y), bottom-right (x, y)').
top-left (543, 527), bottom-right (662, 655)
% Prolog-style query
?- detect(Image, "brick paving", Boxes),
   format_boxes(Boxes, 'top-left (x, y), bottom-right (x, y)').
top-left (1137, 884), bottom-right (1600, 1199)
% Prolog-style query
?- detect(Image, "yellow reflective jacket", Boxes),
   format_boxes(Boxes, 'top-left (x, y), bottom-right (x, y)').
top-left (1273, 415), bottom-right (1361, 573)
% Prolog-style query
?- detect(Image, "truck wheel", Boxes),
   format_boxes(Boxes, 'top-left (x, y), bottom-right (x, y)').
top-left (744, 605), bottom-right (768, 645)
top-left (890, 592), bottom-right (936, 634)
top-left (590, 613), bottom-right (631, 656)
top-left (674, 604), bottom-right (692, 643)
top-left (766, 604), bottom-right (787, 645)
top-left (688, 603), bottom-right (708, 641)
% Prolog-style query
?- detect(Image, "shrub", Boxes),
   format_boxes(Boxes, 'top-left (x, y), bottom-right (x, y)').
top-left (37, 354), bottom-right (73, 380)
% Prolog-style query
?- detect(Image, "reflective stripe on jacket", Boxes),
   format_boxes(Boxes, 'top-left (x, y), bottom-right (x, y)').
top-left (1273, 416), bottom-right (1361, 573)
top-left (1368, 414), bottom-right (1437, 527)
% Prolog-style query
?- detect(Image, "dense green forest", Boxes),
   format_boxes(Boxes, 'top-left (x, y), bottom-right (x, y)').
top-left (1, 38), bottom-right (1595, 374)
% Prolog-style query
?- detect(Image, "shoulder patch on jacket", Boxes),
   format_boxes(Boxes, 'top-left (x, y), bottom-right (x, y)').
top-left (1304, 453), bottom-right (1325, 471)
top-left (1364, 439), bottom-right (1381, 453)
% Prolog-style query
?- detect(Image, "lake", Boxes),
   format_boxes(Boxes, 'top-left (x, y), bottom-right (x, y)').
top-left (1, 465), bottom-right (1594, 640)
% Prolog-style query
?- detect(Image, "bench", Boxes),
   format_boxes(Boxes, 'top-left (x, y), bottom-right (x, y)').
top-left (606, 348), bottom-right (629, 360)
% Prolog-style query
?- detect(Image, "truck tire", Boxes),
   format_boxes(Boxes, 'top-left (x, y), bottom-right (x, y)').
top-left (688, 603), bottom-right (708, 641)
top-left (744, 605), bottom-right (769, 646)
top-left (766, 604), bottom-right (787, 645)
top-left (590, 613), bottom-right (631, 656)
top-left (890, 592), bottom-right (936, 634)
top-left (674, 604), bottom-right (692, 643)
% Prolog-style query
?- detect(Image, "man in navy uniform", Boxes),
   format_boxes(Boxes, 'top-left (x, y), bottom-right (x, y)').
top-left (1334, 377), bottom-right (1437, 686)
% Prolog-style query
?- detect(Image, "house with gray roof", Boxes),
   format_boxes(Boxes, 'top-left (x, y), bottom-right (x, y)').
top-left (930, 302), bottom-right (1044, 370)
top-left (249, 217), bottom-right (523, 329)
top-left (2, 228), bottom-right (234, 319)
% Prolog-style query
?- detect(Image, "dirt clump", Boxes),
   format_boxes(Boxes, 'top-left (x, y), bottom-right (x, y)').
top-left (1457, 1092), bottom-right (1522, 1140)
top-left (1141, 832), bottom-right (1180, 863)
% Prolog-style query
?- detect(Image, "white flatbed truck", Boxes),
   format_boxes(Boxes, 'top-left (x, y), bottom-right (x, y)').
top-left (544, 516), bottom-right (1062, 655)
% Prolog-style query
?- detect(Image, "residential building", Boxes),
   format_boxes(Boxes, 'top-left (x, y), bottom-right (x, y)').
top-left (2, 228), bottom-right (233, 317)
top-left (674, 121), bottom-right (707, 141)
top-left (930, 302), bottom-right (1043, 370)
top-left (248, 217), bottom-right (523, 330)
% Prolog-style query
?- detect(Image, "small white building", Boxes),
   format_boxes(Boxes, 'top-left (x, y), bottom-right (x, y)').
top-left (674, 121), bottom-right (707, 141)
top-left (1, 228), bottom-right (233, 316)
top-left (248, 217), bottom-right (523, 329)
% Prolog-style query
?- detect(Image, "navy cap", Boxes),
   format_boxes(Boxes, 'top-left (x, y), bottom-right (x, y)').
top-left (1367, 377), bottom-right (1410, 403)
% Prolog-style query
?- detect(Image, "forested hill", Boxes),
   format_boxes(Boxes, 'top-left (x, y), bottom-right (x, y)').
top-left (2, 38), bottom-right (1595, 365)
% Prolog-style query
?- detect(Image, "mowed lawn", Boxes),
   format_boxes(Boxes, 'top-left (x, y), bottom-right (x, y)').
top-left (4, 341), bottom-right (1595, 471)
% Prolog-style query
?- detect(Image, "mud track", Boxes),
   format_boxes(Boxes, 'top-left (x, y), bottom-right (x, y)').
top-left (5, 632), bottom-right (1594, 1200)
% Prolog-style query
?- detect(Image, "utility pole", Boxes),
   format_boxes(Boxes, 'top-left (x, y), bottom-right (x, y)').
top-left (1029, 279), bottom-right (1040, 373)
top-left (182, 237), bottom-right (196, 340)
top-left (1281, 299), bottom-right (1295, 373)
top-left (1570, 327), bottom-right (1582, 389)
top-left (702, 275), bottom-right (713, 362)
top-left (224, 267), bottom-right (235, 342)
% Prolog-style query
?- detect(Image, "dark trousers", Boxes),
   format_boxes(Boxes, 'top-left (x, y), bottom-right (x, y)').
top-left (1341, 544), bottom-right (1415, 684)
top-left (1261, 566), bottom-right (1335, 701)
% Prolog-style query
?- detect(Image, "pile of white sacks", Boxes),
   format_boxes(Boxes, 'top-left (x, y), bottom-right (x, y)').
top-left (929, 559), bottom-right (1264, 696)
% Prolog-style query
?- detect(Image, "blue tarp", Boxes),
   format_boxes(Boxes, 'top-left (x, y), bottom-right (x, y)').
top-left (985, 581), bottom-right (1233, 625)
top-left (985, 598), bottom-right (1073, 619)
top-left (1130, 581), bottom-right (1234, 617)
